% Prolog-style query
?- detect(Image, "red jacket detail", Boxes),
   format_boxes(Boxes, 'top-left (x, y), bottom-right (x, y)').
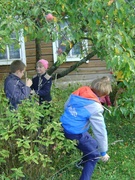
top-left (72, 86), bottom-right (101, 103)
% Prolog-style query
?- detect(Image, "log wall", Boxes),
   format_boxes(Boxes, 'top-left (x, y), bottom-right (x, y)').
top-left (0, 41), bottom-right (110, 84)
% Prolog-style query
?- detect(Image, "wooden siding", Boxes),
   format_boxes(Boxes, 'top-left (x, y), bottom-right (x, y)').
top-left (0, 41), bottom-right (110, 83)
top-left (54, 59), bottom-right (110, 84)
top-left (24, 41), bottom-right (54, 79)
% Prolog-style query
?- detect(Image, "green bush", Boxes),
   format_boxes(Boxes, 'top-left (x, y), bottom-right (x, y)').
top-left (0, 80), bottom-right (135, 180)
top-left (0, 84), bottom-right (78, 180)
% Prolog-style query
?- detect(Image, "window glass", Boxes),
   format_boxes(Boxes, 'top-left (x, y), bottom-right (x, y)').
top-left (0, 31), bottom-right (26, 65)
top-left (70, 43), bottom-right (81, 56)
top-left (9, 44), bottom-right (20, 59)
top-left (53, 21), bottom-right (88, 62)
top-left (58, 39), bottom-right (66, 52)
top-left (53, 38), bottom-right (87, 62)
top-left (0, 51), bottom-right (7, 59)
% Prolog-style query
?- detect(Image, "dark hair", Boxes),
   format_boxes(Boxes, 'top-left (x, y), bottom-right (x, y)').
top-left (10, 60), bottom-right (26, 73)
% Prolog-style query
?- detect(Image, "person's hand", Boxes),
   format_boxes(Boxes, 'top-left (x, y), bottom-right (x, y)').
top-left (101, 154), bottom-right (110, 162)
top-left (26, 78), bottom-right (32, 87)
top-left (30, 90), bottom-right (35, 95)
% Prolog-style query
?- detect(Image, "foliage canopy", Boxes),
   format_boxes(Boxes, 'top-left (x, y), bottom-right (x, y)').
top-left (0, 0), bottom-right (135, 80)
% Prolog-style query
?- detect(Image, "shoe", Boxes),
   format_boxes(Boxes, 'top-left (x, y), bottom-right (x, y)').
top-left (75, 159), bottom-right (84, 169)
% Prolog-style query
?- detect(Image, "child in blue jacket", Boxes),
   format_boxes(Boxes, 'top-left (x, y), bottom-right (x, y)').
top-left (4, 60), bottom-right (32, 109)
top-left (31, 59), bottom-right (52, 105)
top-left (60, 76), bottom-right (112, 180)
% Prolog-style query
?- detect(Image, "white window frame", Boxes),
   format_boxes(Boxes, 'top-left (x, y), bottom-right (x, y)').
top-left (0, 31), bottom-right (26, 65)
top-left (53, 39), bottom-right (88, 63)
top-left (53, 21), bottom-right (88, 63)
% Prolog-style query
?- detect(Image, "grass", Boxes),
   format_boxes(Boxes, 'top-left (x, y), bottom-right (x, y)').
top-left (92, 115), bottom-right (135, 180)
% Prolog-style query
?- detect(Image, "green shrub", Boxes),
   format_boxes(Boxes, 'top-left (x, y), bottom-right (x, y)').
top-left (0, 80), bottom-right (135, 180)
top-left (0, 84), bottom-right (78, 180)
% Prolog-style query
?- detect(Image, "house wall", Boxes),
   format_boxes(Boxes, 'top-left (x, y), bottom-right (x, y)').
top-left (24, 41), bottom-right (54, 78)
top-left (0, 41), bottom-right (110, 83)
top-left (0, 65), bottom-right (10, 83)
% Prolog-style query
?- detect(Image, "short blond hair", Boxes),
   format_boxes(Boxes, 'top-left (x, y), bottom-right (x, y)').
top-left (91, 76), bottom-right (112, 97)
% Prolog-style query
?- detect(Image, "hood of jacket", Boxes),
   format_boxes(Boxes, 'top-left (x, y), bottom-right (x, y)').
top-left (72, 86), bottom-right (101, 103)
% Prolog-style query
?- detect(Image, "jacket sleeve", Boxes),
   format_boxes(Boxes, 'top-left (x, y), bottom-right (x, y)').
top-left (105, 95), bottom-right (112, 106)
top-left (89, 110), bottom-right (108, 154)
top-left (6, 80), bottom-right (31, 105)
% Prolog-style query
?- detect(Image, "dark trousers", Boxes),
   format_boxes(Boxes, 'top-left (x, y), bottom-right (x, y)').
top-left (64, 131), bottom-right (100, 180)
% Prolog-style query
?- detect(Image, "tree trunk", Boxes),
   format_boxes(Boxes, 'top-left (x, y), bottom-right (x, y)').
top-left (35, 38), bottom-right (41, 62)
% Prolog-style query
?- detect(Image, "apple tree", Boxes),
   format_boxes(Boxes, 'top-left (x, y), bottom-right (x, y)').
top-left (0, 0), bottom-right (134, 79)
top-left (0, 1), bottom-right (135, 179)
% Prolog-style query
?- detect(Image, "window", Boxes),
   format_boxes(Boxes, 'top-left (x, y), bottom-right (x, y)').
top-left (0, 31), bottom-right (26, 65)
top-left (53, 38), bottom-right (88, 63)
top-left (53, 22), bottom-right (88, 63)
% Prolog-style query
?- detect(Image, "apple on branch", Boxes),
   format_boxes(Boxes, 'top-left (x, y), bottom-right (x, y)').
top-left (57, 48), bottom-right (63, 55)
top-left (46, 13), bottom-right (54, 21)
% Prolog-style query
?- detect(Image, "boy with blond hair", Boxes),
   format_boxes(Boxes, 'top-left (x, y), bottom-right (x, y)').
top-left (60, 76), bottom-right (112, 180)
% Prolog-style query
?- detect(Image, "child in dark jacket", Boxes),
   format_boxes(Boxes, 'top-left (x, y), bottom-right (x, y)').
top-left (60, 76), bottom-right (112, 180)
top-left (4, 60), bottom-right (32, 109)
top-left (31, 59), bottom-right (52, 105)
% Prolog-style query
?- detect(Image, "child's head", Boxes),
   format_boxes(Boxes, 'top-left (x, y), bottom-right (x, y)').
top-left (101, 76), bottom-right (110, 82)
top-left (10, 60), bottom-right (26, 78)
top-left (91, 76), bottom-right (112, 97)
top-left (36, 59), bottom-right (49, 75)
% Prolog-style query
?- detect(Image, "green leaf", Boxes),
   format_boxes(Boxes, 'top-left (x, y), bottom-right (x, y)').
top-left (116, 1), bottom-right (121, 9)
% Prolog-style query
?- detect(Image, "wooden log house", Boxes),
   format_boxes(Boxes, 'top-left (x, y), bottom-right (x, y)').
top-left (0, 41), bottom-right (110, 84)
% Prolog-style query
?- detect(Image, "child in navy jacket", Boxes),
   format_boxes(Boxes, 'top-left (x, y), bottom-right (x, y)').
top-left (4, 60), bottom-right (32, 109)
top-left (31, 59), bottom-right (52, 105)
